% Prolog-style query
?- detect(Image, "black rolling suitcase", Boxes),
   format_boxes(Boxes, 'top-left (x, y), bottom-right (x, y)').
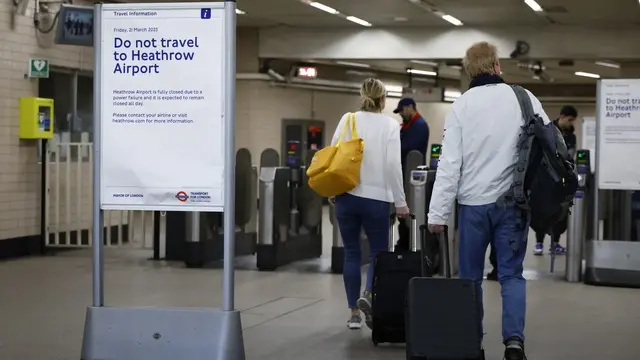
top-left (406, 225), bottom-right (484, 360)
top-left (371, 214), bottom-right (434, 345)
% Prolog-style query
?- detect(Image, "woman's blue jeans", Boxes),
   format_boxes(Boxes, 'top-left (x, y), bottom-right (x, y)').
top-left (335, 193), bottom-right (390, 309)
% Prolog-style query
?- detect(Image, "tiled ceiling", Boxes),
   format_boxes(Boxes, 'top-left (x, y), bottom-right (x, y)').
top-left (110, 0), bottom-right (640, 83)
top-left (230, 0), bottom-right (640, 27)
top-left (110, 0), bottom-right (640, 27)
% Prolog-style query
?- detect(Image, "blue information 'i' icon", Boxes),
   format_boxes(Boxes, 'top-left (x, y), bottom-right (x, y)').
top-left (201, 8), bottom-right (211, 19)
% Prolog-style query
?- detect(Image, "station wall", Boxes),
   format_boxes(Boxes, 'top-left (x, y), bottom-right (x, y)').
top-left (0, 0), bottom-right (94, 250)
top-left (0, 2), bottom-right (261, 250)
top-left (236, 80), bottom-right (595, 165)
top-left (0, 1), bottom-right (596, 256)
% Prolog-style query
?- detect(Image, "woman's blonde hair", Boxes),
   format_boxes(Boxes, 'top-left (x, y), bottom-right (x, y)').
top-left (360, 78), bottom-right (386, 112)
top-left (463, 41), bottom-right (499, 78)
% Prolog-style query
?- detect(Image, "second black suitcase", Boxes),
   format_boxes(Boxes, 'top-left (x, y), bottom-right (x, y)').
top-left (406, 225), bottom-right (484, 360)
top-left (370, 214), bottom-right (433, 345)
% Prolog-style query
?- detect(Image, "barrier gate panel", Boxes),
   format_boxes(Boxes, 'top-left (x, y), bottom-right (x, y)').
top-left (45, 140), bottom-right (157, 249)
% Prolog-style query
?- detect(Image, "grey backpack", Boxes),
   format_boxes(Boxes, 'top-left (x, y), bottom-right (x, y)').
top-left (499, 85), bottom-right (578, 244)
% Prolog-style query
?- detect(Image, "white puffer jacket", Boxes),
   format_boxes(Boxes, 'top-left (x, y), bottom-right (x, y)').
top-left (428, 83), bottom-right (550, 225)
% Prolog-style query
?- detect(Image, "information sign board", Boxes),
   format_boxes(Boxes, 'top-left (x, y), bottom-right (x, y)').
top-left (99, 3), bottom-right (226, 211)
top-left (597, 79), bottom-right (640, 190)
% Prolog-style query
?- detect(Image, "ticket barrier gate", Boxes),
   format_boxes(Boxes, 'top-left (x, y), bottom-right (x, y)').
top-left (408, 166), bottom-right (428, 252)
top-left (585, 191), bottom-right (640, 287)
top-left (565, 150), bottom-right (591, 282)
top-left (585, 202), bottom-right (640, 287)
top-left (410, 167), bottom-right (459, 276)
top-left (257, 163), bottom-right (323, 271)
top-left (162, 149), bottom-right (258, 268)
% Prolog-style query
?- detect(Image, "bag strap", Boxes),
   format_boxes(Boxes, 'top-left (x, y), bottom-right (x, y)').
top-left (337, 113), bottom-right (358, 145)
top-left (496, 85), bottom-right (539, 252)
top-left (506, 85), bottom-right (535, 207)
top-left (350, 113), bottom-right (359, 138)
top-left (511, 85), bottom-right (536, 208)
top-left (510, 85), bottom-right (535, 122)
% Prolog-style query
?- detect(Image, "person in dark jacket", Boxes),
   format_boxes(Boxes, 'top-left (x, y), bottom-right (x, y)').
top-left (487, 105), bottom-right (578, 280)
top-left (394, 97), bottom-right (429, 251)
top-left (533, 105), bottom-right (577, 255)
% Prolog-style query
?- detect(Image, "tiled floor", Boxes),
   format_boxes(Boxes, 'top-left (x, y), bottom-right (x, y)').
top-left (1, 208), bottom-right (639, 360)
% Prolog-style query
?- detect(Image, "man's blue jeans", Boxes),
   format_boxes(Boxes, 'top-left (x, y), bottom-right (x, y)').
top-left (335, 193), bottom-right (390, 309)
top-left (458, 203), bottom-right (528, 342)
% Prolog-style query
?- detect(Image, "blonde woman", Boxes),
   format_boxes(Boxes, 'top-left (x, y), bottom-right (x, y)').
top-left (331, 78), bottom-right (409, 329)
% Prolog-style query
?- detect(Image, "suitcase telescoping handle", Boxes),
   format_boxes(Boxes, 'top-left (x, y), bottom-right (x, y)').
top-left (388, 213), bottom-right (416, 252)
top-left (388, 213), bottom-right (396, 251)
top-left (419, 224), bottom-right (451, 278)
top-left (440, 228), bottom-right (451, 279)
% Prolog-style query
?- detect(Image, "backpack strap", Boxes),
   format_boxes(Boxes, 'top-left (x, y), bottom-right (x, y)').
top-left (510, 85), bottom-right (535, 121)
top-left (498, 85), bottom-right (536, 208)
top-left (496, 85), bottom-right (538, 251)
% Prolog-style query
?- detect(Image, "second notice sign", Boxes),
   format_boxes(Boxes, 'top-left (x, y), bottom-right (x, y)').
top-left (99, 3), bottom-right (227, 212)
top-left (597, 79), bottom-right (640, 190)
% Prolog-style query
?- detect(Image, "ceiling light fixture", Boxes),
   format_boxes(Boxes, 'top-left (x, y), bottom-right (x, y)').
top-left (386, 85), bottom-right (404, 93)
top-left (444, 89), bottom-right (461, 99)
top-left (411, 77), bottom-right (436, 84)
top-left (336, 61), bottom-right (371, 68)
top-left (345, 70), bottom-right (378, 77)
top-left (407, 68), bottom-right (437, 76)
top-left (595, 61), bottom-right (620, 69)
top-left (575, 71), bottom-right (600, 79)
top-left (441, 14), bottom-right (463, 26)
top-left (387, 91), bottom-right (404, 98)
top-left (410, 60), bottom-right (439, 67)
top-left (236, 9), bottom-right (246, 15)
top-left (524, 0), bottom-right (543, 12)
top-left (346, 15), bottom-right (372, 27)
top-left (304, 1), bottom-right (373, 27)
top-left (308, 2), bottom-right (339, 15)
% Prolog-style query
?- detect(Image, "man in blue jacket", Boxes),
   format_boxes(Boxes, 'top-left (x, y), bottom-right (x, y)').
top-left (394, 97), bottom-right (429, 251)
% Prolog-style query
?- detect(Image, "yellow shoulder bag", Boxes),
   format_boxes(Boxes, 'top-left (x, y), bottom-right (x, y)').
top-left (306, 113), bottom-right (364, 197)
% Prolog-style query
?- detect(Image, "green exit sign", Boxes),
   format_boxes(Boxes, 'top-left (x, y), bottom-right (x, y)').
top-left (28, 58), bottom-right (49, 78)
top-left (431, 145), bottom-right (441, 153)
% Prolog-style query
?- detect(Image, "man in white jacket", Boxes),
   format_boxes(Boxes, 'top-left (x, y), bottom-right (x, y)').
top-left (427, 42), bottom-right (550, 360)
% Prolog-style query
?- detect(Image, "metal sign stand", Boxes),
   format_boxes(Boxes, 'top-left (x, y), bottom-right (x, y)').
top-left (81, 2), bottom-right (245, 360)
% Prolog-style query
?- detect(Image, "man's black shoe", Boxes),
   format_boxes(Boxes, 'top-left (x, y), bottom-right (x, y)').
top-left (486, 269), bottom-right (498, 281)
top-left (503, 336), bottom-right (526, 360)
